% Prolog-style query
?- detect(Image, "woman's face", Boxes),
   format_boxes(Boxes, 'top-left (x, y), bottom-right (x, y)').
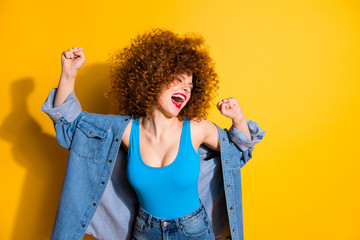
top-left (155, 73), bottom-right (193, 118)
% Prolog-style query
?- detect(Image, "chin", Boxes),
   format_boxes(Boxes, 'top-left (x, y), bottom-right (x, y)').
top-left (170, 110), bottom-right (181, 118)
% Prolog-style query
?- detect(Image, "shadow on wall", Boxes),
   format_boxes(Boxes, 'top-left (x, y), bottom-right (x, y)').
top-left (0, 63), bottom-right (111, 240)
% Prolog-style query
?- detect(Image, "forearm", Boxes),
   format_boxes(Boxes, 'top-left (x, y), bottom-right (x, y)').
top-left (232, 117), bottom-right (251, 141)
top-left (54, 70), bottom-right (77, 107)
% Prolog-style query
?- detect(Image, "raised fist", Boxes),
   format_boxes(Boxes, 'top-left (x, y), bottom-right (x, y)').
top-left (217, 97), bottom-right (245, 122)
top-left (61, 46), bottom-right (86, 73)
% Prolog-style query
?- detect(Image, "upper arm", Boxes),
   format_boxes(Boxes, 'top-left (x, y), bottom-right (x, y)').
top-left (120, 119), bottom-right (132, 151)
top-left (202, 120), bottom-right (220, 151)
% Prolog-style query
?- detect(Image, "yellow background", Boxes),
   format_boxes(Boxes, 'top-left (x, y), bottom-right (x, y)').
top-left (1, 0), bottom-right (359, 239)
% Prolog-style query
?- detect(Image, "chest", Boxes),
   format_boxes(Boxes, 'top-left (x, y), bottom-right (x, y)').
top-left (140, 132), bottom-right (184, 167)
top-left (123, 119), bottom-right (203, 168)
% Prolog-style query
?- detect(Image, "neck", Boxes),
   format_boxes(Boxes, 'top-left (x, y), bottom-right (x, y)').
top-left (140, 111), bottom-right (182, 141)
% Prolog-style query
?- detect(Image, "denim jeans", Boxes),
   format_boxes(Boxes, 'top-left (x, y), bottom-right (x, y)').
top-left (132, 203), bottom-right (215, 240)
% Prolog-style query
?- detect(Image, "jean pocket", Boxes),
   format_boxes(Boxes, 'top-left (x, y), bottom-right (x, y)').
top-left (70, 119), bottom-right (107, 160)
top-left (181, 214), bottom-right (209, 238)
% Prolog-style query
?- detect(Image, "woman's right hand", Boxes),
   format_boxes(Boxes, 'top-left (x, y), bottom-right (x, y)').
top-left (54, 47), bottom-right (85, 107)
top-left (61, 46), bottom-right (86, 74)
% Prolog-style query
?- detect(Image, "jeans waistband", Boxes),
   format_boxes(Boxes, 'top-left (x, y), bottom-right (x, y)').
top-left (137, 203), bottom-right (206, 228)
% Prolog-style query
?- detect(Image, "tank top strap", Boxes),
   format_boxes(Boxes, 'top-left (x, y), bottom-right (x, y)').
top-left (179, 118), bottom-right (192, 152)
top-left (183, 118), bottom-right (190, 139)
top-left (129, 118), bottom-right (140, 154)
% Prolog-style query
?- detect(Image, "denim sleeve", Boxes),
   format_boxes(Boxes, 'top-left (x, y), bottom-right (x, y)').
top-left (41, 88), bottom-right (82, 123)
top-left (41, 88), bottom-right (83, 149)
top-left (228, 120), bottom-right (266, 151)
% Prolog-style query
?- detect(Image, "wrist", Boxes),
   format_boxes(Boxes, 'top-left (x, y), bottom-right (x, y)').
top-left (232, 115), bottom-right (246, 126)
top-left (61, 69), bottom-right (77, 80)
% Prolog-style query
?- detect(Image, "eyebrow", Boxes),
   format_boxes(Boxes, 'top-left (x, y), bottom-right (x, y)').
top-left (178, 75), bottom-right (193, 85)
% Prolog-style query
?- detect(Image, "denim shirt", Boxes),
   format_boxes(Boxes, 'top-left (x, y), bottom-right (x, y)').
top-left (41, 89), bottom-right (265, 240)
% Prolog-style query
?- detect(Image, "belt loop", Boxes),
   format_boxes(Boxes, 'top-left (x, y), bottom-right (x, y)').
top-left (160, 220), bottom-right (165, 231)
top-left (146, 214), bottom-right (152, 229)
top-left (174, 218), bottom-right (181, 232)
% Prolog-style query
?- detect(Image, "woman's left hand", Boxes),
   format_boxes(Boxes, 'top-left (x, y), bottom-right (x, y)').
top-left (217, 97), bottom-right (251, 141)
top-left (217, 97), bottom-right (245, 122)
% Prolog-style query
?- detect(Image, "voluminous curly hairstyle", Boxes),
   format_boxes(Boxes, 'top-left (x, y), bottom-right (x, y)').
top-left (106, 28), bottom-right (219, 121)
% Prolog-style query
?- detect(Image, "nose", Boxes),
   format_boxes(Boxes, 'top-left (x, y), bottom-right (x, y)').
top-left (182, 83), bottom-right (191, 92)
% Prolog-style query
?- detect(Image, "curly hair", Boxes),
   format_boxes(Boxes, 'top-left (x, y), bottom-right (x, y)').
top-left (105, 28), bottom-right (219, 121)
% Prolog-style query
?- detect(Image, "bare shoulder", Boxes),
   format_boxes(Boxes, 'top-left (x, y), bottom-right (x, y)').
top-left (190, 118), bottom-right (217, 133)
top-left (121, 118), bottom-right (133, 150)
top-left (190, 118), bottom-right (219, 151)
top-left (189, 118), bottom-right (205, 134)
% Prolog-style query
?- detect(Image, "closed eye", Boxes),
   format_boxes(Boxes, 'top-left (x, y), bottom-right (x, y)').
top-left (176, 78), bottom-right (193, 91)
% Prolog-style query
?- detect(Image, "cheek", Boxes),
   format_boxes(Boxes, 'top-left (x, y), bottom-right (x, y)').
top-left (184, 95), bottom-right (192, 106)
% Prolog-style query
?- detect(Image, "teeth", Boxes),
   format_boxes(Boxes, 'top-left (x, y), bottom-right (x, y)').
top-left (172, 93), bottom-right (185, 101)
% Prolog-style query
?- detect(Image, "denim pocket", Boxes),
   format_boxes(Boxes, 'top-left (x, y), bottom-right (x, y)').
top-left (181, 214), bottom-right (209, 238)
top-left (70, 119), bottom-right (107, 160)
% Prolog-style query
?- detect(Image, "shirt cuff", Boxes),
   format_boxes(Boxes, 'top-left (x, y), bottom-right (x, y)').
top-left (228, 120), bottom-right (266, 151)
top-left (41, 88), bottom-right (82, 123)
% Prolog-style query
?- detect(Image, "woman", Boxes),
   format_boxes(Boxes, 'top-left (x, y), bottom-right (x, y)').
top-left (42, 29), bottom-right (265, 240)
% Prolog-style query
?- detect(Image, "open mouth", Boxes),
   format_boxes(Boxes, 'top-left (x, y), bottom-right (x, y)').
top-left (171, 93), bottom-right (186, 109)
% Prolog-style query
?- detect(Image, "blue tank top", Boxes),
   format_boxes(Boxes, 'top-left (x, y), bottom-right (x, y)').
top-left (126, 118), bottom-right (201, 219)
